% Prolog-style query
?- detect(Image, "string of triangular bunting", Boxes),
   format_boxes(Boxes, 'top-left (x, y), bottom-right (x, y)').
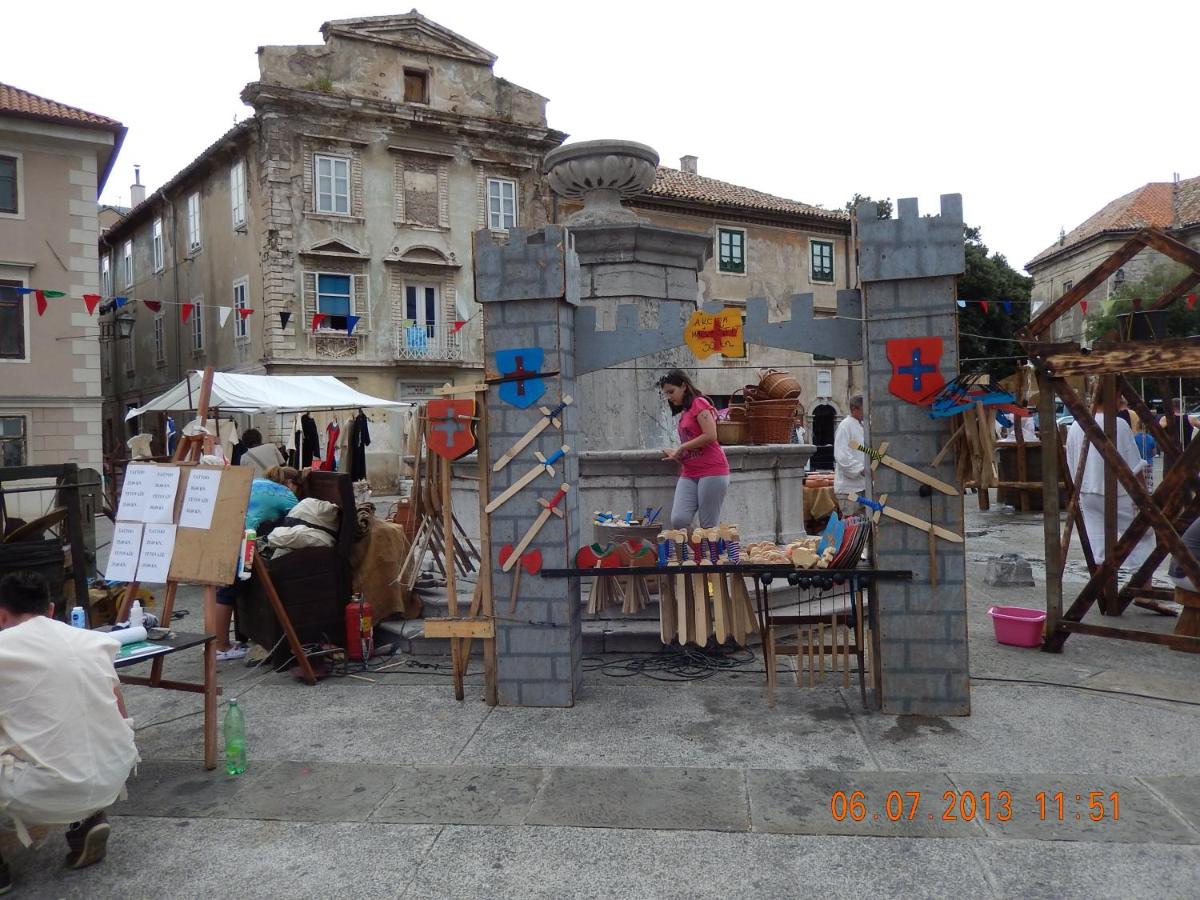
top-left (956, 294), bottom-right (1199, 314)
top-left (0, 284), bottom-right (257, 324)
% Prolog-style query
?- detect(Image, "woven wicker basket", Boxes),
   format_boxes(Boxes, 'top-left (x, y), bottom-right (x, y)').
top-left (748, 411), bottom-right (795, 445)
top-left (758, 368), bottom-right (802, 400)
top-left (717, 420), bottom-right (748, 445)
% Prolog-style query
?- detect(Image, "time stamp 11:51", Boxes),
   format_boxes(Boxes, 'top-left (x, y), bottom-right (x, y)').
top-left (830, 790), bottom-right (1121, 823)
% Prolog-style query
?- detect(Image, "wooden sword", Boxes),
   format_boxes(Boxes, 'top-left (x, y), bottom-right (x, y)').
top-left (492, 396), bottom-right (573, 473)
top-left (485, 446), bottom-right (569, 514)
top-left (504, 484), bottom-right (569, 571)
top-left (856, 441), bottom-right (960, 496)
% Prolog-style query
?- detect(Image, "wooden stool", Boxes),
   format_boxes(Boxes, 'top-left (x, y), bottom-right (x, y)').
top-left (1172, 588), bottom-right (1200, 652)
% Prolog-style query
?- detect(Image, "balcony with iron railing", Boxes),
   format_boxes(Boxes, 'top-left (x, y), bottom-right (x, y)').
top-left (394, 322), bottom-right (464, 362)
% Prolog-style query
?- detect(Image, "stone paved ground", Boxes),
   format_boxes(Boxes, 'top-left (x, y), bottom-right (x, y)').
top-left (3, 495), bottom-right (1199, 899)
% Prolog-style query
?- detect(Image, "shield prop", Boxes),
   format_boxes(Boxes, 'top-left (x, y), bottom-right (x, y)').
top-left (427, 399), bottom-right (477, 460)
top-left (886, 337), bottom-right (944, 405)
top-left (494, 347), bottom-right (546, 409)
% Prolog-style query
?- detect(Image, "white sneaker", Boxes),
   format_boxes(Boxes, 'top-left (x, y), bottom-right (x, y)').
top-left (216, 644), bottom-right (248, 661)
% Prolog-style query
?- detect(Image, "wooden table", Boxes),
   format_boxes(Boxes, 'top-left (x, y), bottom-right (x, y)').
top-left (802, 484), bottom-right (837, 533)
top-left (113, 631), bottom-right (218, 769)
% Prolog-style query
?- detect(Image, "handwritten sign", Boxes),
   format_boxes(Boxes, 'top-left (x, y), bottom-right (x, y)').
top-left (684, 308), bottom-right (745, 360)
top-left (105, 523), bottom-right (144, 581)
top-left (135, 524), bottom-right (176, 583)
top-left (143, 467), bottom-right (181, 524)
top-left (115, 464), bottom-right (153, 521)
top-left (179, 468), bottom-right (223, 530)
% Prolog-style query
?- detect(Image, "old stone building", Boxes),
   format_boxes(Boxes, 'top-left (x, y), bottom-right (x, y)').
top-left (100, 12), bottom-right (564, 487)
top-left (0, 83), bottom-right (124, 516)
top-left (1027, 174), bottom-right (1200, 342)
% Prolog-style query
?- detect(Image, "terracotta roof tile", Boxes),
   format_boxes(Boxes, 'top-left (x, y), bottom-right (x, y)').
top-left (1029, 177), bottom-right (1200, 267)
top-left (641, 166), bottom-right (846, 221)
top-left (0, 83), bottom-right (122, 130)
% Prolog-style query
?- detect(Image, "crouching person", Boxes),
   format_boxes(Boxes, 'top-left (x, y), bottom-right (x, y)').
top-left (0, 572), bottom-right (139, 893)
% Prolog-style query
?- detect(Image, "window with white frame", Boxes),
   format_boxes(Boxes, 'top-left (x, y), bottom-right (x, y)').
top-left (190, 298), bottom-right (204, 351)
top-left (101, 254), bottom-right (111, 297)
top-left (233, 278), bottom-right (249, 340)
top-left (405, 282), bottom-right (440, 334)
top-left (230, 160), bottom-right (246, 227)
top-left (315, 273), bottom-right (352, 326)
top-left (187, 191), bottom-right (201, 252)
top-left (0, 154), bottom-right (19, 216)
top-left (810, 239), bottom-right (834, 283)
top-left (154, 314), bottom-right (165, 365)
top-left (152, 217), bottom-right (164, 272)
top-left (0, 279), bottom-right (26, 361)
top-left (486, 177), bottom-right (517, 230)
top-left (718, 228), bottom-right (746, 274)
top-left (0, 415), bottom-right (26, 466)
top-left (314, 155), bottom-right (350, 215)
top-left (817, 369), bottom-right (833, 397)
top-left (122, 240), bottom-right (133, 288)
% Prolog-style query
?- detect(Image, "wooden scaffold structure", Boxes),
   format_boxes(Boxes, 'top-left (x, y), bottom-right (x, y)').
top-left (1020, 226), bottom-right (1200, 652)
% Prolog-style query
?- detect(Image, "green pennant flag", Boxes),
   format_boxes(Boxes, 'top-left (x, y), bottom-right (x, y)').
top-left (42, 290), bottom-right (67, 298)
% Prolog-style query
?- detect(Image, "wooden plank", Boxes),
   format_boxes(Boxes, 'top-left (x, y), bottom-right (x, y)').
top-left (1152, 270), bottom-right (1200, 311)
top-left (1119, 376), bottom-right (1181, 461)
top-left (423, 617), bottom-right (496, 639)
top-left (1039, 372), bottom-right (1063, 635)
top-left (1058, 620), bottom-right (1200, 651)
top-left (1038, 340), bottom-right (1200, 377)
top-left (1022, 232), bottom-right (1148, 339)
top-left (1102, 375), bottom-right (1118, 614)
top-left (1139, 227), bottom-right (1200, 275)
top-left (433, 382), bottom-right (489, 396)
top-left (474, 393), bottom-right (498, 705)
top-left (880, 503), bottom-right (963, 543)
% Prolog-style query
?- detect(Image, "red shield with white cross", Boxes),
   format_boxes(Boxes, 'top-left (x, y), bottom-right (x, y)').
top-left (427, 399), bottom-right (477, 460)
top-left (886, 337), bottom-right (944, 405)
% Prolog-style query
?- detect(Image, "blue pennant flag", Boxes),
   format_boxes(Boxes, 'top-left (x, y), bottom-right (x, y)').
top-left (346, 315), bottom-right (360, 334)
top-left (114, 296), bottom-right (128, 308)
top-left (1002, 300), bottom-right (1013, 314)
top-left (956, 299), bottom-right (966, 308)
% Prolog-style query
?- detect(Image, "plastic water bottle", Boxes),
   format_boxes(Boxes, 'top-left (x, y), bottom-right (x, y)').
top-left (223, 699), bottom-right (247, 775)
top-left (129, 600), bottom-right (144, 628)
top-left (70, 606), bottom-right (87, 628)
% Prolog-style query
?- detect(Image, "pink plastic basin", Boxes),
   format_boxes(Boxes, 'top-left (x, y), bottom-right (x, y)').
top-left (987, 605), bottom-right (1046, 648)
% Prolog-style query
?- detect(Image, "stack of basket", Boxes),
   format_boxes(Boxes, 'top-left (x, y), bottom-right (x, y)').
top-left (747, 368), bottom-right (801, 445)
top-left (717, 389), bottom-right (751, 445)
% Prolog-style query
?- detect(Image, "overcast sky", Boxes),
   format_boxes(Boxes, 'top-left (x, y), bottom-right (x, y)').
top-left (9, 0), bottom-right (1198, 272)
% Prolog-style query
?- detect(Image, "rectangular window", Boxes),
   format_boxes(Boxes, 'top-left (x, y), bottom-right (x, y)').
top-left (190, 298), bottom-right (204, 351)
top-left (314, 155), bottom-right (350, 214)
top-left (122, 239), bottom-right (133, 288)
top-left (316, 273), bottom-right (352, 325)
top-left (486, 177), bottom-right (517, 230)
top-left (152, 218), bottom-right (164, 272)
top-left (154, 314), bottom-right (165, 365)
top-left (101, 255), bottom-right (112, 297)
top-left (718, 228), bottom-right (745, 274)
top-left (0, 155), bottom-right (17, 215)
top-left (233, 279), bottom-right (249, 340)
top-left (404, 68), bottom-right (429, 104)
top-left (811, 240), bottom-right (834, 283)
top-left (187, 191), bottom-right (201, 251)
top-left (0, 279), bottom-right (26, 360)
top-left (0, 415), bottom-right (26, 466)
top-left (405, 283), bottom-right (440, 334)
top-left (230, 160), bottom-right (246, 227)
top-left (817, 369), bottom-right (833, 396)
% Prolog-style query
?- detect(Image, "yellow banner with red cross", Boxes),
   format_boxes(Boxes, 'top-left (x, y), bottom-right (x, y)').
top-left (684, 308), bottom-right (745, 359)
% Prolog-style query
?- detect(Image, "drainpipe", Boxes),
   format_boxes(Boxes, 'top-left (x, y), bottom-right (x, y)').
top-left (168, 191), bottom-right (183, 387)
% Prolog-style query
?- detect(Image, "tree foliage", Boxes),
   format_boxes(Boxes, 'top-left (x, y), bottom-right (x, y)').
top-left (1084, 261), bottom-right (1200, 342)
top-left (956, 225), bottom-right (1032, 383)
top-left (845, 194), bottom-right (893, 218)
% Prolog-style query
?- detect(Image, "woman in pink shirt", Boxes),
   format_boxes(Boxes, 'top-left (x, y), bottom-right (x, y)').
top-left (659, 370), bottom-right (730, 528)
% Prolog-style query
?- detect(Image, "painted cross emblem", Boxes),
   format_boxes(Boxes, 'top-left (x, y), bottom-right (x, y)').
top-left (427, 399), bottom-right (477, 460)
top-left (886, 337), bottom-right (944, 406)
top-left (495, 347), bottom-right (546, 409)
top-left (684, 308), bottom-right (745, 359)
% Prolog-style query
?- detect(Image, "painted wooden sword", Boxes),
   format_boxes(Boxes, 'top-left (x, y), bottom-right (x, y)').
top-left (485, 446), bottom-right (570, 514)
top-left (855, 494), bottom-right (963, 543)
top-left (856, 441), bottom-right (959, 496)
top-left (492, 396), bottom-right (573, 473)
top-left (504, 484), bottom-right (570, 571)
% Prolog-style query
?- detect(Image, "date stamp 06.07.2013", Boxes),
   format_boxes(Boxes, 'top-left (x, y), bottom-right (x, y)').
top-left (830, 789), bottom-right (1121, 825)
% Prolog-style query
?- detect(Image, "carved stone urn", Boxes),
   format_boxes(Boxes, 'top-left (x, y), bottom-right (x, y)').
top-left (542, 139), bottom-right (659, 226)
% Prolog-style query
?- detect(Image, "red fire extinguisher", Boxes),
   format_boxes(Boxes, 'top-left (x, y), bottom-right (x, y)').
top-left (345, 594), bottom-right (373, 662)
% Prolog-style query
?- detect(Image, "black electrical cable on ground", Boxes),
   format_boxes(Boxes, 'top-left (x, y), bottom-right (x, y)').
top-left (583, 645), bottom-right (760, 682)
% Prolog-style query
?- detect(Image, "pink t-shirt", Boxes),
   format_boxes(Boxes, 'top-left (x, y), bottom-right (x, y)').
top-left (677, 396), bottom-right (730, 478)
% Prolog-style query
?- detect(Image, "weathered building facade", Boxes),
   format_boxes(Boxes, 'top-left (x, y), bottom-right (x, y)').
top-left (100, 13), bottom-right (565, 487)
top-left (1027, 174), bottom-right (1200, 342)
top-left (0, 83), bottom-right (124, 516)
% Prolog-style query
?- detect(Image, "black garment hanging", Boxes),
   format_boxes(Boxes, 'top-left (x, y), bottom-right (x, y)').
top-left (301, 413), bottom-right (321, 468)
top-left (350, 410), bottom-right (371, 481)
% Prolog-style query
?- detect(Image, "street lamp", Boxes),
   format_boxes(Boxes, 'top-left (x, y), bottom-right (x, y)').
top-left (99, 308), bottom-right (136, 342)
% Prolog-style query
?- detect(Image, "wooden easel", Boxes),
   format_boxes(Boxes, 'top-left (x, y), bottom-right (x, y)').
top-left (117, 367), bottom-right (317, 685)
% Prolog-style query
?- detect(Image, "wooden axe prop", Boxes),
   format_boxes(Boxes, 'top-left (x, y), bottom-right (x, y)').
top-left (856, 441), bottom-right (959, 496)
top-left (485, 446), bottom-right (569, 514)
top-left (493, 396), bottom-right (573, 473)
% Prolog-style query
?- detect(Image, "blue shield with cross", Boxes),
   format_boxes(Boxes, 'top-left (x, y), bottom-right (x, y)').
top-left (495, 347), bottom-right (546, 409)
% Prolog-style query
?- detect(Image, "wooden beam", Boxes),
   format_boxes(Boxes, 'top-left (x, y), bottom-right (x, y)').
top-left (1022, 232), bottom-right (1148, 339)
top-left (1102, 376), bottom-right (1118, 614)
top-left (1037, 339), bottom-right (1200, 377)
top-left (423, 617), bottom-right (495, 639)
top-left (1139, 228), bottom-right (1200, 275)
top-left (1057, 620), bottom-right (1200, 652)
top-left (1038, 373), bottom-right (1063, 636)
top-left (1119, 377), bottom-right (1180, 461)
top-left (1151, 270), bottom-right (1200, 312)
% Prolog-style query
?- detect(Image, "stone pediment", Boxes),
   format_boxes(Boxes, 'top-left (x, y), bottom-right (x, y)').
top-left (323, 13), bottom-right (497, 65)
top-left (385, 244), bottom-right (459, 267)
top-left (301, 238), bottom-right (365, 257)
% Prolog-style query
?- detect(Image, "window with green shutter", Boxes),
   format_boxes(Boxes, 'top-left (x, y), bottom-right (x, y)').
top-left (718, 228), bottom-right (745, 274)
top-left (811, 240), bottom-right (834, 283)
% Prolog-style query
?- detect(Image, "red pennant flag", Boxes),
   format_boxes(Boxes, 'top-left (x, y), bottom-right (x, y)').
top-left (1080, 300), bottom-right (1088, 314)
top-left (33, 291), bottom-right (47, 316)
top-left (181, 303), bottom-right (194, 324)
top-left (143, 300), bottom-right (162, 312)
top-left (82, 294), bottom-right (101, 315)
top-left (979, 300), bottom-right (989, 314)
top-left (450, 319), bottom-right (466, 334)
top-left (237, 308), bottom-right (254, 320)
top-left (1188, 293), bottom-right (1198, 311)
top-left (312, 313), bottom-right (327, 331)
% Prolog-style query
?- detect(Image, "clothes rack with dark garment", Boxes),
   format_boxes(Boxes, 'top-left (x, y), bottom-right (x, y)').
top-left (301, 413), bottom-right (321, 468)
top-left (350, 410), bottom-right (370, 481)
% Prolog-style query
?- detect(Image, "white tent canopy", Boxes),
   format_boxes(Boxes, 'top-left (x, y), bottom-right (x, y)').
top-left (125, 372), bottom-right (411, 419)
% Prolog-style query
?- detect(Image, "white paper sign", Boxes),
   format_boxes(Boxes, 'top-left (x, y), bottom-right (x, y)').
top-left (115, 464), bottom-right (153, 522)
top-left (135, 524), bottom-right (177, 583)
top-left (105, 523), bottom-right (144, 581)
top-left (143, 467), bottom-right (181, 525)
top-left (179, 468), bottom-right (222, 529)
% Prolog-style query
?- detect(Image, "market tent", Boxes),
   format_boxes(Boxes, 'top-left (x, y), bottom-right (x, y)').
top-left (125, 372), bottom-right (410, 419)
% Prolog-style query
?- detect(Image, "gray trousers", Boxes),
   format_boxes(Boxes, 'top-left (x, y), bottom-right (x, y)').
top-left (670, 475), bottom-right (731, 529)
